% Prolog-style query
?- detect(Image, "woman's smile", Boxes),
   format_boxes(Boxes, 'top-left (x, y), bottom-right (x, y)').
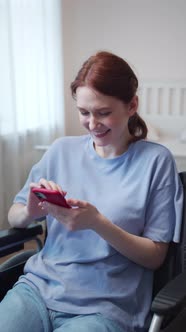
top-left (91, 129), bottom-right (111, 138)
top-left (76, 86), bottom-right (137, 157)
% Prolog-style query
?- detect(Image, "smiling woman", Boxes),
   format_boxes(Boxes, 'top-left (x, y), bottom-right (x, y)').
top-left (1, 50), bottom-right (183, 332)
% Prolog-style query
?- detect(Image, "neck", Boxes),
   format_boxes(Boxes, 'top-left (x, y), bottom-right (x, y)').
top-left (94, 139), bottom-right (131, 159)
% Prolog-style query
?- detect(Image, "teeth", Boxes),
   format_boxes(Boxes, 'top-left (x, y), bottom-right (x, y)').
top-left (95, 131), bottom-right (106, 135)
top-left (93, 131), bottom-right (108, 135)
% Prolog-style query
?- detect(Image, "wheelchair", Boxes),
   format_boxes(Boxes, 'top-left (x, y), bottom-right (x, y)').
top-left (0, 172), bottom-right (186, 332)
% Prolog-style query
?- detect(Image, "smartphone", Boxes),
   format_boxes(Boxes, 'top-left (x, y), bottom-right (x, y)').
top-left (31, 187), bottom-right (71, 208)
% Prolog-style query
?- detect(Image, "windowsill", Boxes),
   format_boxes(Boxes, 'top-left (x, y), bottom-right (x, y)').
top-left (34, 145), bottom-right (49, 151)
top-left (35, 140), bottom-right (186, 158)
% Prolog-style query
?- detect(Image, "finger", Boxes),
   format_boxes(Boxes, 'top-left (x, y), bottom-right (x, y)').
top-left (38, 178), bottom-right (52, 190)
top-left (48, 181), bottom-right (61, 191)
top-left (47, 181), bottom-right (67, 196)
top-left (56, 184), bottom-right (67, 196)
top-left (29, 182), bottom-right (42, 189)
top-left (38, 179), bottom-right (58, 190)
top-left (66, 198), bottom-right (88, 208)
top-left (38, 179), bottom-right (66, 195)
top-left (38, 202), bottom-right (49, 212)
top-left (40, 201), bottom-right (69, 218)
top-left (29, 183), bottom-right (42, 200)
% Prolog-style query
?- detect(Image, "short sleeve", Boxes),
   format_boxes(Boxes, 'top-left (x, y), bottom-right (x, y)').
top-left (13, 143), bottom-right (55, 204)
top-left (13, 161), bottom-right (46, 205)
top-left (142, 160), bottom-right (183, 243)
top-left (13, 138), bottom-right (66, 205)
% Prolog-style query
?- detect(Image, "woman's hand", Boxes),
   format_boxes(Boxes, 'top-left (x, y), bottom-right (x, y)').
top-left (39, 198), bottom-right (103, 231)
top-left (8, 178), bottom-right (67, 228)
top-left (35, 178), bottom-right (67, 194)
top-left (27, 178), bottom-right (67, 220)
top-left (32, 179), bottom-right (169, 270)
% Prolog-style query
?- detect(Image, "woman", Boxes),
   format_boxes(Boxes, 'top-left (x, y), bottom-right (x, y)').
top-left (0, 51), bottom-right (183, 332)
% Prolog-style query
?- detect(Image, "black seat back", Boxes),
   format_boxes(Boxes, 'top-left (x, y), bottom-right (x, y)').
top-left (153, 171), bottom-right (186, 297)
top-left (0, 250), bottom-right (37, 300)
top-left (0, 223), bottom-right (43, 301)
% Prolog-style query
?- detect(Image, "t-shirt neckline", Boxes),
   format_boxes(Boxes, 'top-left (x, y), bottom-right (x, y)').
top-left (87, 135), bottom-right (135, 164)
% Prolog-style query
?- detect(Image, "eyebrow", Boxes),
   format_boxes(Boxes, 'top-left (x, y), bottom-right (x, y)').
top-left (77, 106), bottom-right (110, 112)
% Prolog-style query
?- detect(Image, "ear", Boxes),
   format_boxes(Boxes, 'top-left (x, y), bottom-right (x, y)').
top-left (128, 95), bottom-right (138, 116)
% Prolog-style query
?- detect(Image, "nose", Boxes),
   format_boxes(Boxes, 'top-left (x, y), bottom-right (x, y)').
top-left (88, 115), bottom-right (100, 131)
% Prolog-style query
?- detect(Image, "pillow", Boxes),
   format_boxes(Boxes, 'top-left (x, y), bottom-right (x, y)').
top-left (146, 122), bottom-right (160, 142)
top-left (179, 129), bottom-right (186, 143)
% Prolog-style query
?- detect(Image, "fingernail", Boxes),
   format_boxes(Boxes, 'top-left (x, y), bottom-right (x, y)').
top-left (41, 201), bottom-right (48, 207)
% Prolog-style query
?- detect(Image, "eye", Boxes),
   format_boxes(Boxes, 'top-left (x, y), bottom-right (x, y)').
top-left (79, 110), bottom-right (89, 116)
top-left (99, 111), bottom-right (111, 116)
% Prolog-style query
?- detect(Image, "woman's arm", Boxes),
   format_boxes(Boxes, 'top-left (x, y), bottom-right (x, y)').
top-left (8, 203), bottom-right (33, 228)
top-left (92, 213), bottom-right (169, 270)
top-left (8, 182), bottom-right (48, 228)
top-left (40, 198), bottom-right (169, 270)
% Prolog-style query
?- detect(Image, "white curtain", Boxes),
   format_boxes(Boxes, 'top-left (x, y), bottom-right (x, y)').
top-left (0, 0), bottom-right (65, 229)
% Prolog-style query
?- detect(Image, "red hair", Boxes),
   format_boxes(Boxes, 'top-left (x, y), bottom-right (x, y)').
top-left (71, 51), bottom-right (147, 141)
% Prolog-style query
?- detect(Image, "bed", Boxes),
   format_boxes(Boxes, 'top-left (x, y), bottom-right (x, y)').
top-left (138, 81), bottom-right (186, 171)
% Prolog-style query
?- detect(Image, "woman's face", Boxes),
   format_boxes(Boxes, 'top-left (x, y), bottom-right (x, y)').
top-left (76, 86), bottom-right (138, 157)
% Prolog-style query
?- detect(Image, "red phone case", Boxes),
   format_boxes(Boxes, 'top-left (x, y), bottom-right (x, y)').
top-left (31, 187), bottom-right (71, 208)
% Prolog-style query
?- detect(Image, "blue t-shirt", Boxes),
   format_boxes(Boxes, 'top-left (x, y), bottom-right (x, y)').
top-left (14, 135), bottom-right (183, 332)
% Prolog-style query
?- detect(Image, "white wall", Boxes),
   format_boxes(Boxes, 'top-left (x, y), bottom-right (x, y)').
top-left (61, 0), bottom-right (186, 135)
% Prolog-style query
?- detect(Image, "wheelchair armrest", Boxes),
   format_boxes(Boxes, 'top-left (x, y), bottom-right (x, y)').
top-left (0, 223), bottom-right (43, 257)
top-left (151, 270), bottom-right (186, 316)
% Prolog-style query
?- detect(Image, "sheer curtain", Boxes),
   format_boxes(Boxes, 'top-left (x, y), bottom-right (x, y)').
top-left (0, 0), bottom-right (64, 229)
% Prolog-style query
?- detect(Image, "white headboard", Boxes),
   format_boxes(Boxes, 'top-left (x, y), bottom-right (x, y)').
top-left (138, 81), bottom-right (186, 159)
top-left (138, 81), bottom-right (186, 137)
